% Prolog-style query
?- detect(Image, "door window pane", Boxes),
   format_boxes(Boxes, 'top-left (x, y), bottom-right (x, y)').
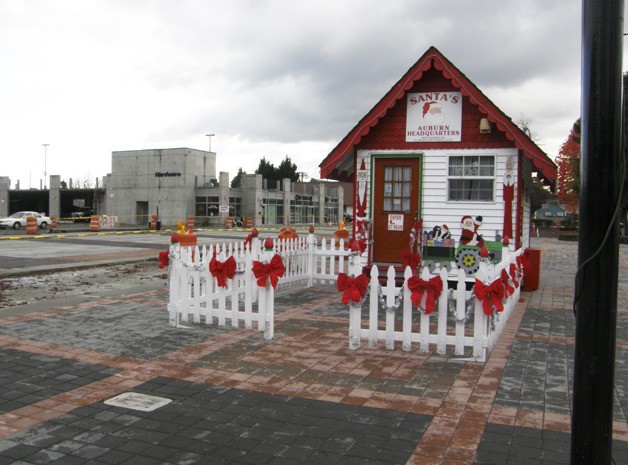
top-left (383, 165), bottom-right (413, 212)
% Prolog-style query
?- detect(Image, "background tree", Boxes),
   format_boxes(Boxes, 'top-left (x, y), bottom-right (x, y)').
top-left (255, 157), bottom-right (276, 183)
top-left (531, 176), bottom-right (555, 212)
top-left (515, 116), bottom-right (555, 213)
top-left (230, 168), bottom-right (245, 188)
top-left (556, 119), bottom-right (581, 216)
top-left (254, 156), bottom-right (300, 187)
top-left (277, 156), bottom-right (299, 182)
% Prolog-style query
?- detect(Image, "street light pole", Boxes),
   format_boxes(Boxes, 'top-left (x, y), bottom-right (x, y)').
top-left (205, 133), bottom-right (215, 153)
top-left (42, 144), bottom-right (49, 189)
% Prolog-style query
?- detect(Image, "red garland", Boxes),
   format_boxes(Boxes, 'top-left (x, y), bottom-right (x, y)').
top-left (501, 269), bottom-right (514, 296)
top-left (337, 273), bottom-right (369, 305)
top-left (158, 251), bottom-right (169, 269)
top-left (474, 279), bottom-right (505, 315)
top-left (252, 255), bottom-right (285, 288)
top-left (401, 249), bottom-right (421, 271)
top-left (407, 275), bottom-right (443, 314)
top-left (209, 255), bottom-right (237, 288)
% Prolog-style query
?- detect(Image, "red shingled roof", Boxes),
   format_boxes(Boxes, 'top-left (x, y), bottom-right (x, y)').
top-left (319, 46), bottom-right (557, 185)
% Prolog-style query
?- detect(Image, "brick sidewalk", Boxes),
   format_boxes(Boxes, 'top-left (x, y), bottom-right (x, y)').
top-left (0, 238), bottom-right (626, 464)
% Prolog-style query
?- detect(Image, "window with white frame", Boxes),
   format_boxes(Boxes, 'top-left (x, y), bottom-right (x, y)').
top-left (447, 155), bottom-right (495, 201)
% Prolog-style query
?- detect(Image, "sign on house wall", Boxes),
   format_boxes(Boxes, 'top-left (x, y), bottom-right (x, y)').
top-left (406, 92), bottom-right (462, 142)
top-left (387, 214), bottom-right (404, 231)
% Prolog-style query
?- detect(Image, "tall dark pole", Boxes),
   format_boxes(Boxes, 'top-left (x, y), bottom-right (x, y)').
top-left (572, 0), bottom-right (623, 464)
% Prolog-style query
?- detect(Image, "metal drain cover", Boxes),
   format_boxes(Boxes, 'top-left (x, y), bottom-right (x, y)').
top-left (104, 392), bottom-right (172, 412)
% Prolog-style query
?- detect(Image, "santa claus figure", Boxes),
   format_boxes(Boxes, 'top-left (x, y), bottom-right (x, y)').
top-left (459, 215), bottom-right (490, 257)
top-left (459, 215), bottom-right (483, 246)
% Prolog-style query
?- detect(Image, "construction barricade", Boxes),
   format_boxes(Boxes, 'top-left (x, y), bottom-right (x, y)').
top-left (89, 215), bottom-right (100, 232)
top-left (149, 214), bottom-right (161, 230)
top-left (26, 217), bottom-right (38, 235)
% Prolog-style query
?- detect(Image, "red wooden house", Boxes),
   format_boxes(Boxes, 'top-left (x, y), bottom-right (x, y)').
top-left (319, 47), bottom-right (556, 272)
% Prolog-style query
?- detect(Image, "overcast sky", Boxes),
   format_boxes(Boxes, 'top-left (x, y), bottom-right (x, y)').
top-left (0, 0), bottom-right (624, 189)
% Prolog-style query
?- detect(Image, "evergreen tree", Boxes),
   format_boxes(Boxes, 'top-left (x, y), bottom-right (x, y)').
top-left (231, 168), bottom-right (245, 188)
top-left (277, 156), bottom-right (299, 182)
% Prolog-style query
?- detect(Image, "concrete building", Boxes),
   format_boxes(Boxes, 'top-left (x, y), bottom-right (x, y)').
top-left (100, 147), bottom-right (345, 227)
top-left (103, 148), bottom-right (217, 226)
top-left (2, 148), bottom-right (346, 228)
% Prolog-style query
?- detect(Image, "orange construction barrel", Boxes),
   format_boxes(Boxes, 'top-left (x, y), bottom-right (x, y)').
top-left (149, 214), bottom-right (160, 230)
top-left (246, 216), bottom-right (253, 228)
top-left (50, 216), bottom-right (57, 229)
top-left (186, 215), bottom-right (195, 231)
top-left (26, 216), bottom-right (38, 235)
top-left (523, 248), bottom-right (541, 291)
top-left (89, 215), bottom-right (100, 232)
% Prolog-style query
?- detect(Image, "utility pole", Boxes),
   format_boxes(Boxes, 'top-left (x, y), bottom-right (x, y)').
top-left (571, 0), bottom-right (623, 463)
top-left (42, 144), bottom-right (49, 189)
top-left (206, 133), bottom-right (215, 153)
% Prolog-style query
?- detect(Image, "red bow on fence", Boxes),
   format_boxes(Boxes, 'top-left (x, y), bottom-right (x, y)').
top-left (509, 263), bottom-right (520, 287)
top-left (209, 255), bottom-right (237, 287)
top-left (501, 269), bottom-right (514, 296)
top-left (407, 275), bottom-right (443, 314)
top-left (252, 255), bottom-right (285, 288)
top-left (401, 249), bottom-right (421, 271)
top-left (158, 251), bottom-right (169, 269)
top-left (517, 253), bottom-right (530, 275)
top-left (337, 273), bottom-right (369, 305)
top-left (244, 228), bottom-right (259, 249)
top-left (474, 278), bottom-right (505, 316)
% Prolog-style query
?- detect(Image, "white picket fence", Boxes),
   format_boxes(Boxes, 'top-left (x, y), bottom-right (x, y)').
top-left (167, 234), bottom-right (350, 339)
top-left (348, 247), bottom-right (523, 362)
top-left (167, 233), bottom-right (524, 362)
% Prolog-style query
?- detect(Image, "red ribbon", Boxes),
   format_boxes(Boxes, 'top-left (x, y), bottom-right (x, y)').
top-left (337, 273), bottom-right (369, 305)
top-left (244, 228), bottom-right (259, 249)
top-left (475, 279), bottom-right (505, 315)
top-left (158, 251), bottom-right (169, 269)
top-left (348, 238), bottom-right (367, 253)
top-left (401, 249), bottom-right (421, 271)
top-left (209, 255), bottom-right (237, 287)
top-left (407, 275), bottom-right (443, 314)
top-left (517, 254), bottom-right (530, 275)
top-left (501, 269), bottom-right (514, 296)
top-left (252, 255), bottom-right (285, 288)
top-left (509, 263), bottom-right (519, 287)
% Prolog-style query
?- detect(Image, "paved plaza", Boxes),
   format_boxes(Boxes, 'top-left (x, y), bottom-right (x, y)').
top-left (0, 237), bottom-right (626, 464)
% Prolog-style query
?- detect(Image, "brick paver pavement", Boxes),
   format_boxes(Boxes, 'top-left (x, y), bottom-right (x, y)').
top-left (0, 237), bottom-right (626, 464)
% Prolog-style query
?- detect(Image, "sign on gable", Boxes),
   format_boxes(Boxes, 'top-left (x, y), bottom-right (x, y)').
top-left (406, 92), bottom-right (462, 142)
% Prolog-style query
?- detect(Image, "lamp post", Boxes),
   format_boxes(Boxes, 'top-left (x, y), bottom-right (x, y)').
top-left (42, 144), bottom-right (49, 189)
top-left (205, 133), bottom-right (215, 153)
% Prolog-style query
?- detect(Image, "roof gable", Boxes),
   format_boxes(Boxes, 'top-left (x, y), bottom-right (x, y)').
top-left (320, 46), bottom-right (557, 185)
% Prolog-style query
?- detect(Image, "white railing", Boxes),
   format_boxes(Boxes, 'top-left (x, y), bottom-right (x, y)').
top-left (347, 247), bottom-right (523, 362)
top-left (167, 234), bottom-right (525, 361)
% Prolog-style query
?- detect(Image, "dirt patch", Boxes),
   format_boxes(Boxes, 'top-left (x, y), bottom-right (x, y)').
top-left (0, 261), bottom-right (168, 308)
